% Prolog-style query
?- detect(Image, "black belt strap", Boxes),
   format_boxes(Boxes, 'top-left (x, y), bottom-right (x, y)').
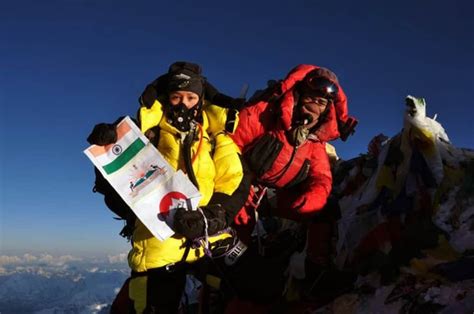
top-left (131, 241), bottom-right (192, 278)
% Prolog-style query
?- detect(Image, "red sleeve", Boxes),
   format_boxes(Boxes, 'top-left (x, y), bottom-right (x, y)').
top-left (334, 84), bottom-right (349, 124)
top-left (231, 101), bottom-right (267, 153)
top-left (301, 146), bottom-right (332, 213)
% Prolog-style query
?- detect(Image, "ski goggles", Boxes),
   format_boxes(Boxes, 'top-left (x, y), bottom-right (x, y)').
top-left (301, 75), bottom-right (339, 100)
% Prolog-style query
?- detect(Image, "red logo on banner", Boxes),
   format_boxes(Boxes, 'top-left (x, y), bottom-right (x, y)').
top-left (158, 191), bottom-right (187, 221)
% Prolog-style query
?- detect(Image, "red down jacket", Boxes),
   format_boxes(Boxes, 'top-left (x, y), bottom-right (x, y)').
top-left (232, 64), bottom-right (347, 220)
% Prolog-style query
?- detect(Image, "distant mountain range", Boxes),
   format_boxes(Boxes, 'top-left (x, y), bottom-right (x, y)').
top-left (0, 254), bottom-right (128, 314)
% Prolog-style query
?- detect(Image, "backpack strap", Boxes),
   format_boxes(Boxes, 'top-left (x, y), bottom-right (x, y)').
top-left (93, 167), bottom-right (136, 239)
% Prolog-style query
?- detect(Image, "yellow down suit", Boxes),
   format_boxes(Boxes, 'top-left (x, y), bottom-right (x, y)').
top-left (128, 98), bottom-right (247, 313)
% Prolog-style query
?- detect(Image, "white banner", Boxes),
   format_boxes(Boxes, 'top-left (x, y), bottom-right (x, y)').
top-left (84, 116), bottom-right (201, 241)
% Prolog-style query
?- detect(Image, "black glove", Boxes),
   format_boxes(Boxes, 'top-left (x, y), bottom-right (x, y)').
top-left (202, 204), bottom-right (227, 235)
top-left (87, 123), bottom-right (117, 146)
top-left (173, 205), bottom-right (227, 240)
top-left (139, 84), bottom-right (158, 109)
top-left (339, 116), bottom-right (358, 142)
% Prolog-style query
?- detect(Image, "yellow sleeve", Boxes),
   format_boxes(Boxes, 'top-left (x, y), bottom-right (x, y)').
top-left (205, 103), bottom-right (239, 136)
top-left (139, 100), bottom-right (164, 133)
top-left (203, 104), bottom-right (244, 195)
top-left (213, 133), bottom-right (244, 195)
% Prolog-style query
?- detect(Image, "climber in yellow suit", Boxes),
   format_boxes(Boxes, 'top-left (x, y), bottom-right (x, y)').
top-left (88, 62), bottom-right (251, 313)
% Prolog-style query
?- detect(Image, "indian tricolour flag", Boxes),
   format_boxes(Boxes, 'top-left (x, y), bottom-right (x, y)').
top-left (85, 117), bottom-right (148, 175)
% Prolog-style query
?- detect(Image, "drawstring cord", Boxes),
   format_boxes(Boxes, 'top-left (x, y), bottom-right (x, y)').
top-left (191, 123), bottom-right (204, 165)
top-left (248, 185), bottom-right (268, 256)
top-left (197, 207), bottom-right (211, 257)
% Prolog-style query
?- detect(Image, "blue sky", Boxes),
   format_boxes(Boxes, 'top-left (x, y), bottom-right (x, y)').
top-left (1, 0), bottom-right (473, 257)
